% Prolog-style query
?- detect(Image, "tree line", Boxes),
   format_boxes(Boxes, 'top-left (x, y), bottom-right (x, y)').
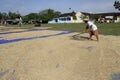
top-left (1, 1), bottom-right (119, 25)
top-left (0, 9), bottom-right (61, 24)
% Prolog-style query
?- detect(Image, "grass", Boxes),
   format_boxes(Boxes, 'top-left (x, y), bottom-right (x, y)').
top-left (0, 24), bottom-right (34, 31)
top-left (1, 23), bottom-right (120, 36)
top-left (41, 23), bottom-right (120, 36)
top-left (96, 23), bottom-right (120, 36)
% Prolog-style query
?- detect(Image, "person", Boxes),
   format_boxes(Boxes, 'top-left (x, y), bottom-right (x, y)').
top-left (82, 19), bottom-right (99, 41)
top-left (19, 16), bottom-right (22, 27)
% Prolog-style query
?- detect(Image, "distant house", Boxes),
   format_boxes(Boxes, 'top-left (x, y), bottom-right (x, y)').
top-left (81, 12), bottom-right (120, 23)
top-left (48, 12), bottom-right (85, 23)
top-left (48, 12), bottom-right (120, 24)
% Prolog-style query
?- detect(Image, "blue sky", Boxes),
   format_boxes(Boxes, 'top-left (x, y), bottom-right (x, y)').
top-left (0, 0), bottom-right (119, 15)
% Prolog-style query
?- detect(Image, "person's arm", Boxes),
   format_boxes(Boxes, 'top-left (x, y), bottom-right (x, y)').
top-left (81, 25), bottom-right (89, 33)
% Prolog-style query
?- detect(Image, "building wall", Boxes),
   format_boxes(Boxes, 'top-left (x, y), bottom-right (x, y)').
top-left (48, 12), bottom-right (120, 24)
top-left (115, 16), bottom-right (120, 23)
top-left (48, 12), bottom-right (85, 24)
top-left (71, 12), bottom-right (84, 23)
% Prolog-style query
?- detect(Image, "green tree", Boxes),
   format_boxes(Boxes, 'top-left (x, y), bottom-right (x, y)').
top-left (39, 9), bottom-right (61, 21)
top-left (114, 0), bottom-right (120, 11)
top-left (47, 9), bottom-right (54, 20)
top-left (26, 13), bottom-right (39, 20)
top-left (8, 11), bottom-right (20, 19)
top-left (0, 12), bottom-right (3, 20)
top-left (2, 12), bottom-right (8, 20)
top-left (22, 16), bottom-right (29, 23)
top-left (23, 9), bottom-right (61, 23)
top-left (72, 11), bottom-right (77, 20)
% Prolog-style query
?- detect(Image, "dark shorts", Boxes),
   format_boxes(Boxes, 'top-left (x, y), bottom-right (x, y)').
top-left (90, 31), bottom-right (94, 35)
top-left (90, 30), bottom-right (99, 35)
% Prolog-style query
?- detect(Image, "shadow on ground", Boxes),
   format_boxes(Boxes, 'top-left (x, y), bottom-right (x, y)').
top-left (70, 34), bottom-right (89, 41)
top-left (112, 73), bottom-right (120, 80)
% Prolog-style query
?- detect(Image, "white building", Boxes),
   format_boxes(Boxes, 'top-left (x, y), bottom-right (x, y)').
top-left (48, 12), bottom-right (85, 24)
top-left (48, 12), bottom-right (120, 24)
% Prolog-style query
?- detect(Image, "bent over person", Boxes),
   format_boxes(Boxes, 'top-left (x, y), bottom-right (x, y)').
top-left (83, 19), bottom-right (99, 41)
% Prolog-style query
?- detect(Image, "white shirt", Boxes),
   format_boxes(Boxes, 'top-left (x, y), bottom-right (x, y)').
top-left (87, 21), bottom-right (97, 31)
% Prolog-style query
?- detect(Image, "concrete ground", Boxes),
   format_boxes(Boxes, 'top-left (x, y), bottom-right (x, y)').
top-left (0, 26), bottom-right (120, 80)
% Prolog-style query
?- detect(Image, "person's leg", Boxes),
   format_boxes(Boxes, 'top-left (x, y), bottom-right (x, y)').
top-left (93, 30), bottom-right (99, 41)
top-left (89, 31), bottom-right (93, 40)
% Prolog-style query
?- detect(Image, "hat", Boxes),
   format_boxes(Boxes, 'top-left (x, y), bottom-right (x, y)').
top-left (83, 18), bottom-right (89, 21)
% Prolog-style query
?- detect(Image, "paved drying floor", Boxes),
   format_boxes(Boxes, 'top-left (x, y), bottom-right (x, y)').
top-left (0, 27), bottom-right (120, 80)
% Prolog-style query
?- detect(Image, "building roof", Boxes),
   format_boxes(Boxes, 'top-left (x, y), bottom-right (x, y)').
top-left (81, 12), bottom-right (120, 16)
